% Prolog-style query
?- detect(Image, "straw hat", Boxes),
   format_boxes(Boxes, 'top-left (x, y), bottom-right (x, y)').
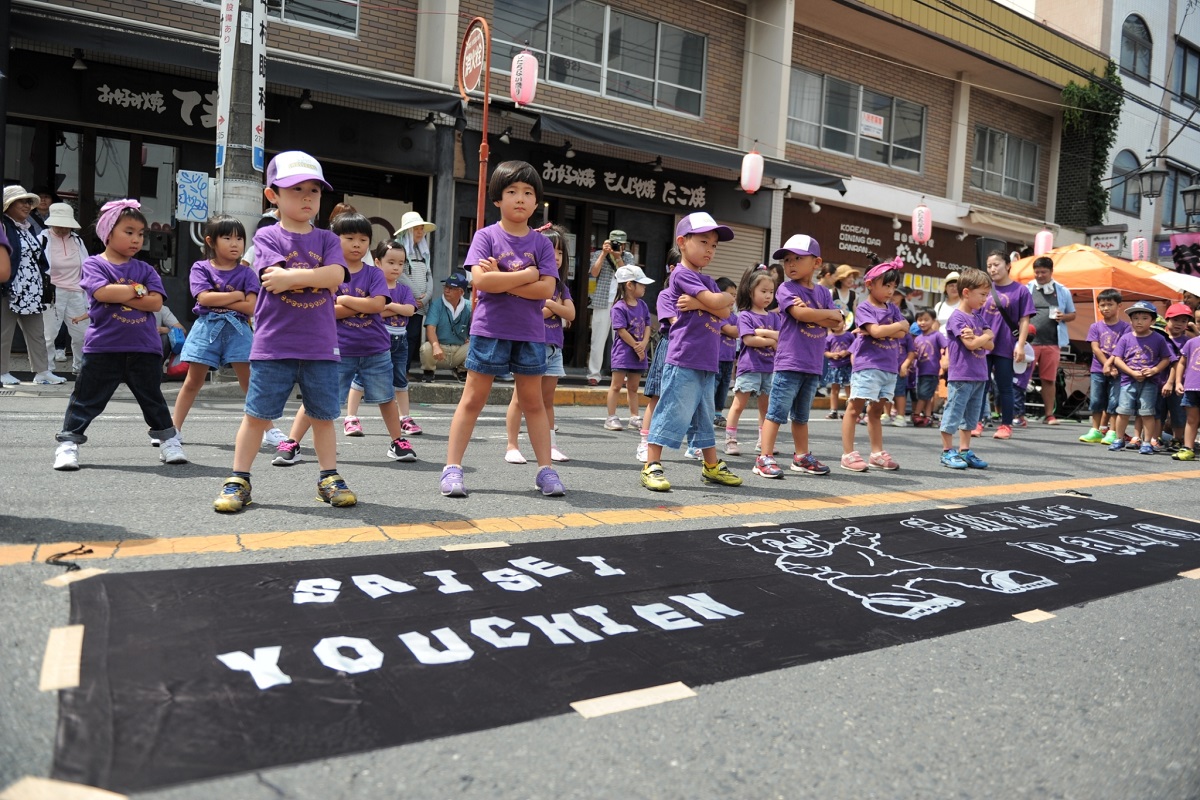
top-left (45, 203), bottom-right (80, 229)
top-left (832, 264), bottom-right (861, 283)
top-left (3, 185), bottom-right (39, 212)
top-left (943, 271), bottom-right (960, 284)
top-left (395, 210), bottom-right (436, 235)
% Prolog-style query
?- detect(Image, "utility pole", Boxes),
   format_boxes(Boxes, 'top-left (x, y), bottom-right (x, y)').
top-left (0, 1), bottom-right (10, 178)
top-left (214, 0), bottom-right (267, 231)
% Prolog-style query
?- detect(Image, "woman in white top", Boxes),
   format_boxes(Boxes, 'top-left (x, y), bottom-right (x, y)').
top-left (934, 271), bottom-right (961, 326)
top-left (394, 211), bottom-right (436, 369)
top-left (39, 203), bottom-right (90, 372)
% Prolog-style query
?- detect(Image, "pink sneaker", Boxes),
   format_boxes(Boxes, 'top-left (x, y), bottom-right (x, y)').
top-left (868, 450), bottom-right (899, 470)
top-left (840, 451), bottom-right (869, 472)
top-left (993, 424), bottom-right (1012, 440)
top-left (343, 416), bottom-right (364, 437)
top-left (971, 423), bottom-right (983, 438)
top-left (400, 417), bottom-right (423, 435)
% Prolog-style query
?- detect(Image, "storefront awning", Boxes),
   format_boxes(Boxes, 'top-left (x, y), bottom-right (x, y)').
top-left (966, 208), bottom-right (1054, 240)
top-left (11, 9), bottom-right (465, 118)
top-left (534, 112), bottom-right (847, 195)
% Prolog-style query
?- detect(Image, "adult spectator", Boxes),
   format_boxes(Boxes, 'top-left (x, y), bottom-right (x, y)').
top-left (980, 250), bottom-right (1034, 439)
top-left (395, 211), bottom-right (436, 370)
top-left (38, 203), bottom-right (90, 373)
top-left (934, 272), bottom-right (960, 325)
top-left (2, 185), bottom-right (62, 385)
top-left (828, 264), bottom-right (861, 315)
top-left (30, 187), bottom-right (54, 234)
top-left (1025, 255), bottom-right (1076, 424)
top-left (420, 274), bottom-right (471, 382)
top-left (586, 229), bottom-right (635, 385)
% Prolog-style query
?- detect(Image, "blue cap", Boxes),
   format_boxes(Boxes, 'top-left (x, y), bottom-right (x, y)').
top-left (443, 274), bottom-right (468, 289)
top-left (1126, 300), bottom-right (1157, 317)
top-left (910, 322), bottom-right (921, 335)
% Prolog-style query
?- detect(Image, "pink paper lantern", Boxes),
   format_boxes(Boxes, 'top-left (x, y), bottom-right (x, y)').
top-left (1130, 236), bottom-right (1148, 261)
top-left (741, 150), bottom-right (764, 194)
top-left (1034, 229), bottom-right (1054, 256)
top-left (510, 50), bottom-right (538, 106)
top-left (911, 203), bottom-right (931, 245)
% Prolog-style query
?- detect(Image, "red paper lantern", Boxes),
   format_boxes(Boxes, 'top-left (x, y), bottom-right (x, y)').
top-left (1034, 229), bottom-right (1054, 256)
top-left (1130, 236), bottom-right (1148, 261)
top-left (510, 50), bottom-right (538, 106)
top-left (740, 150), bottom-right (764, 194)
top-left (911, 203), bottom-right (931, 245)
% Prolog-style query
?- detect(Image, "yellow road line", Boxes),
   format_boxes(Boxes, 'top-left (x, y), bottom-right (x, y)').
top-left (7, 470), bottom-right (1197, 570)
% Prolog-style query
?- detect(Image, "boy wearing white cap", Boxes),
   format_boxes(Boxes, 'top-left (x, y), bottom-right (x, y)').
top-left (38, 203), bottom-right (90, 372)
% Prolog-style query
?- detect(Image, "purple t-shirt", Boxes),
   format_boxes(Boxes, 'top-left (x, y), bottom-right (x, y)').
top-left (336, 265), bottom-right (391, 357)
top-left (851, 300), bottom-right (905, 373)
top-left (656, 266), bottom-right (681, 334)
top-left (383, 282), bottom-right (417, 335)
top-left (80, 256), bottom-right (167, 355)
top-left (1085, 319), bottom-right (1131, 373)
top-left (898, 331), bottom-right (916, 373)
top-left (774, 280), bottom-right (834, 374)
top-left (1113, 331), bottom-right (1175, 385)
top-left (610, 299), bottom-right (650, 370)
top-left (0, 225), bottom-right (10, 254)
top-left (251, 226), bottom-right (346, 361)
top-left (465, 224), bottom-right (559, 343)
top-left (825, 330), bottom-right (855, 366)
top-left (1179, 337), bottom-right (1200, 391)
top-left (981, 281), bottom-right (1036, 359)
top-left (665, 267), bottom-right (722, 372)
top-left (738, 309), bottom-right (782, 374)
top-left (914, 331), bottom-right (944, 377)
top-left (189, 260), bottom-right (260, 320)
top-left (544, 282), bottom-right (573, 348)
top-left (944, 308), bottom-right (990, 382)
top-left (719, 311), bottom-right (738, 363)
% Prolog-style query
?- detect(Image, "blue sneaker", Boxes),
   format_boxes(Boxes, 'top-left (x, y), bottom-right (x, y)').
top-left (1138, 442), bottom-right (1155, 455)
top-left (959, 449), bottom-right (988, 469)
top-left (440, 465), bottom-right (467, 497)
top-left (1108, 439), bottom-right (1126, 452)
top-left (940, 450), bottom-right (968, 469)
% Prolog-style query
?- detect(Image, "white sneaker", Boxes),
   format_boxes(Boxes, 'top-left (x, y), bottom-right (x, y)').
top-left (54, 441), bottom-right (80, 471)
top-left (636, 441), bottom-right (648, 463)
top-left (603, 415), bottom-right (625, 431)
top-left (0, 373), bottom-right (19, 386)
top-left (159, 437), bottom-right (188, 464)
top-left (550, 446), bottom-right (570, 463)
top-left (683, 445), bottom-right (702, 460)
top-left (893, 415), bottom-right (909, 428)
top-left (54, 349), bottom-right (68, 362)
top-left (262, 427), bottom-right (288, 448)
top-left (34, 371), bottom-right (66, 385)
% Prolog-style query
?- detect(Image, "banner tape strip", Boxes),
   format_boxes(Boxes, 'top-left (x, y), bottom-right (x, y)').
top-left (571, 681), bottom-right (696, 718)
top-left (1013, 609), bottom-right (1056, 623)
top-left (44, 568), bottom-right (108, 587)
top-left (0, 777), bottom-right (127, 800)
top-left (39, 625), bottom-right (84, 692)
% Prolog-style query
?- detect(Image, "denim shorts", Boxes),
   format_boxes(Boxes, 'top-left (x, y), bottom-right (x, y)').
top-left (466, 335), bottom-right (546, 377)
top-left (353, 333), bottom-right (409, 394)
top-left (179, 313), bottom-right (252, 368)
top-left (1089, 372), bottom-right (1121, 414)
top-left (916, 374), bottom-right (939, 401)
top-left (643, 332), bottom-right (669, 398)
top-left (1118, 380), bottom-right (1159, 417)
top-left (545, 343), bottom-right (566, 378)
top-left (893, 373), bottom-right (909, 400)
top-left (340, 351), bottom-right (395, 405)
top-left (1182, 389), bottom-right (1200, 409)
top-left (647, 363), bottom-right (716, 450)
top-left (766, 370), bottom-right (821, 426)
top-left (822, 361), bottom-right (851, 386)
top-left (849, 368), bottom-right (896, 402)
top-left (246, 359), bottom-right (340, 421)
top-left (940, 380), bottom-right (987, 433)
top-left (734, 371), bottom-right (770, 396)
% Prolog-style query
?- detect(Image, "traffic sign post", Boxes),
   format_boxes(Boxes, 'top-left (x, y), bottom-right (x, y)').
top-left (458, 17), bottom-right (491, 232)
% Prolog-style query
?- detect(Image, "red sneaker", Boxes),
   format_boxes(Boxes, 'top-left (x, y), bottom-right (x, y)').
top-left (993, 424), bottom-right (1012, 440)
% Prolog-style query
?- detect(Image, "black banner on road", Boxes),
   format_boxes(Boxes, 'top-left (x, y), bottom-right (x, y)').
top-left (53, 498), bottom-right (1200, 793)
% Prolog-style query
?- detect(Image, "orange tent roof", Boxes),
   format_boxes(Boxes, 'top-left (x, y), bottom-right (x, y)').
top-left (1010, 244), bottom-right (1178, 299)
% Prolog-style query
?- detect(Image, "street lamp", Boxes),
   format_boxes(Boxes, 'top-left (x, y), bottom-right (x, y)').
top-left (1136, 157), bottom-right (1168, 199)
top-left (1180, 174), bottom-right (1200, 220)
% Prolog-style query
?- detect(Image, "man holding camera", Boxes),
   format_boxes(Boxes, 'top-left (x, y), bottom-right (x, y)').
top-left (587, 229), bottom-right (636, 385)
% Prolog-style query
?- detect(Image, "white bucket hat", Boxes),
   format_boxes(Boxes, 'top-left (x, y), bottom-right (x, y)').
top-left (3, 185), bottom-right (39, 212)
top-left (396, 210), bottom-right (436, 235)
top-left (45, 203), bottom-right (81, 229)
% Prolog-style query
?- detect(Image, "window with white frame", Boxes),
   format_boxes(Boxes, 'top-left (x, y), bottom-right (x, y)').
top-left (1174, 40), bottom-right (1200, 103)
top-left (491, 1), bottom-right (706, 116)
top-left (970, 126), bottom-right (1038, 203)
top-left (1120, 15), bottom-right (1152, 81)
top-left (1109, 149), bottom-right (1142, 216)
top-left (786, 67), bottom-right (925, 172)
top-left (193, 0), bottom-right (357, 35)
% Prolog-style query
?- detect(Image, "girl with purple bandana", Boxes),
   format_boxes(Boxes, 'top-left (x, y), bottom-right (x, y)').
top-left (213, 151), bottom-right (354, 513)
top-left (440, 161), bottom-right (564, 498)
top-left (839, 257), bottom-right (909, 473)
top-left (53, 200), bottom-right (185, 471)
top-left (724, 268), bottom-right (781, 456)
top-left (604, 265), bottom-right (654, 431)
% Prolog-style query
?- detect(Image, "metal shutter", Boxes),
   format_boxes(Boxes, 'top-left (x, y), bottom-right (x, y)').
top-left (704, 222), bottom-right (767, 286)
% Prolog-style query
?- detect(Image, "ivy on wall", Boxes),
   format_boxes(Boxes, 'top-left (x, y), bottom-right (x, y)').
top-left (1061, 61), bottom-right (1124, 228)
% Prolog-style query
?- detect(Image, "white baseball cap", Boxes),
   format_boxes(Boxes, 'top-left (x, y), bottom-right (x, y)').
top-left (614, 265), bottom-right (654, 285)
top-left (265, 150), bottom-right (332, 190)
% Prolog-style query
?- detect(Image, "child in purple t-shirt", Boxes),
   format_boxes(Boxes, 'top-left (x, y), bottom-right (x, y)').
top-left (725, 268), bottom-right (780, 455)
top-left (441, 161), bottom-right (563, 498)
top-left (172, 215), bottom-right (262, 437)
top-left (605, 265), bottom-right (655, 431)
top-left (276, 213), bottom-right (419, 466)
top-left (980, 250), bottom-right (1036, 439)
top-left (345, 240), bottom-right (419, 437)
top-left (213, 151), bottom-right (352, 513)
top-left (911, 308), bottom-right (944, 427)
top-left (713, 276), bottom-right (740, 430)
top-left (939, 267), bottom-right (994, 469)
top-left (840, 257), bottom-right (909, 473)
top-left (883, 329), bottom-right (917, 426)
top-left (54, 199), bottom-right (184, 471)
top-left (754, 234), bottom-right (843, 479)
top-left (1080, 288), bottom-right (1130, 444)
top-left (504, 225), bottom-right (576, 464)
top-left (1109, 301), bottom-right (1177, 455)
top-left (822, 317), bottom-right (854, 421)
top-left (641, 213), bottom-right (743, 492)
top-left (1172, 335), bottom-right (1200, 459)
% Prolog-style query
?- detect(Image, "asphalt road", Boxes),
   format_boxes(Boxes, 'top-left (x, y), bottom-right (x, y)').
top-left (1, 388), bottom-right (1198, 799)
